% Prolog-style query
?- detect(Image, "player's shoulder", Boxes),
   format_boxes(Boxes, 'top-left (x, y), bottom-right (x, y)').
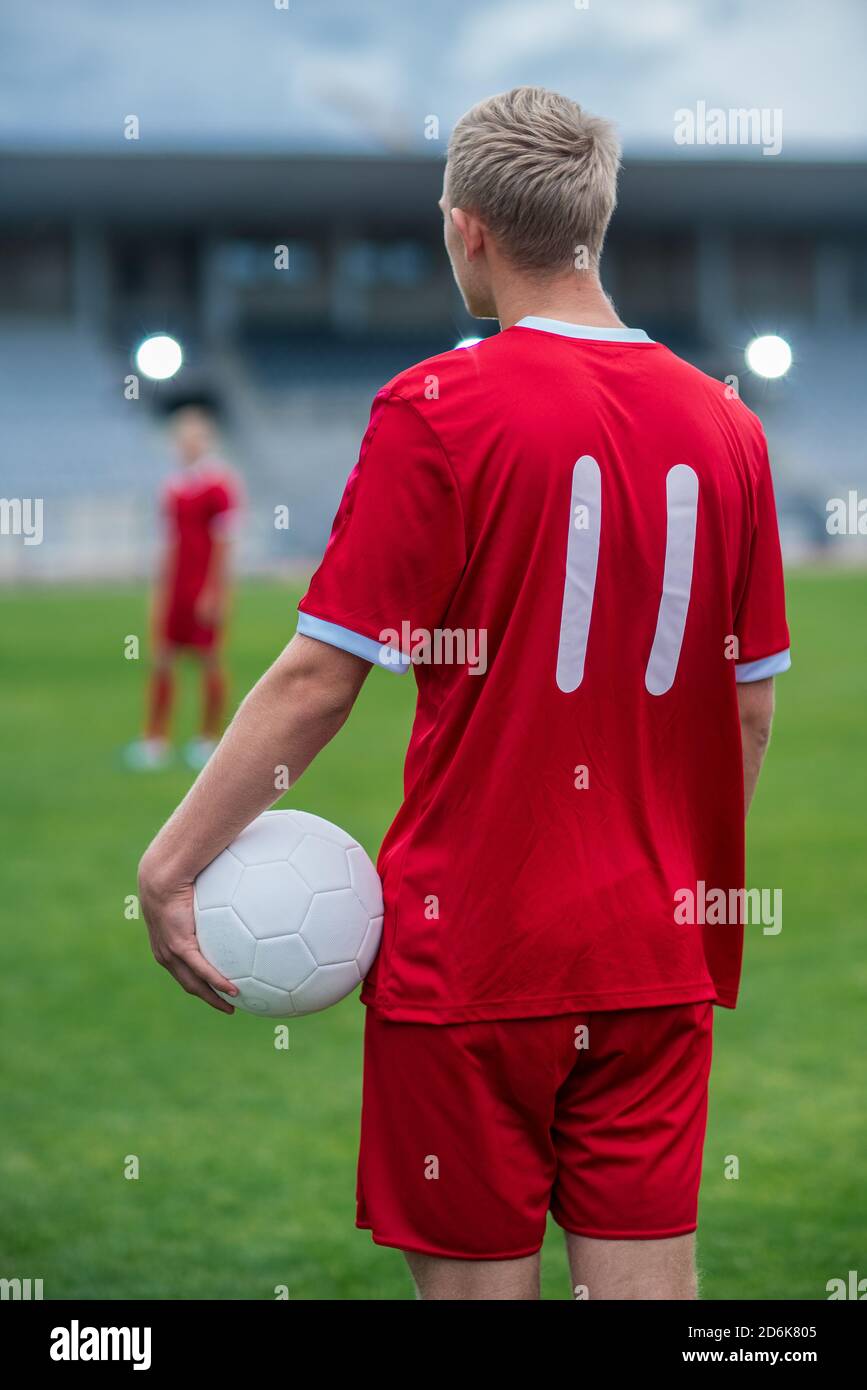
top-left (374, 334), bottom-right (502, 412)
top-left (162, 469), bottom-right (187, 504)
top-left (203, 459), bottom-right (243, 497)
top-left (656, 342), bottom-right (768, 453)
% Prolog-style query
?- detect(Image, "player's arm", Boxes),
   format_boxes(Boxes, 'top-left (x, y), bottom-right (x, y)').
top-left (195, 532), bottom-right (231, 627)
top-left (141, 392), bottom-right (464, 1013)
top-left (737, 676), bottom-right (775, 816)
top-left (732, 426), bottom-right (788, 816)
top-left (149, 540), bottom-right (173, 644)
top-left (138, 634), bottom-right (371, 1012)
top-left (150, 482), bottom-right (176, 640)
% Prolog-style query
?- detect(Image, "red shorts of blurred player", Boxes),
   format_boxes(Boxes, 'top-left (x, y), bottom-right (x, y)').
top-left (159, 603), bottom-right (221, 653)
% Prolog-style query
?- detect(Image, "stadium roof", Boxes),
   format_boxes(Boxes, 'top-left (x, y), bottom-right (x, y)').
top-left (3, 154), bottom-right (867, 233)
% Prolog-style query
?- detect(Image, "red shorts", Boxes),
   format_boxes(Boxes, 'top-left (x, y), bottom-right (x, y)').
top-left (160, 604), bottom-right (220, 652)
top-left (356, 1001), bottom-right (714, 1260)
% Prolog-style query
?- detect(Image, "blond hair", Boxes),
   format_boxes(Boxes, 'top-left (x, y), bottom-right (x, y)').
top-left (447, 87), bottom-right (621, 273)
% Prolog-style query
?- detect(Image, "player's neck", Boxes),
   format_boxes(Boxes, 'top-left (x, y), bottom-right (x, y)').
top-left (181, 454), bottom-right (215, 475)
top-left (495, 273), bottom-right (624, 333)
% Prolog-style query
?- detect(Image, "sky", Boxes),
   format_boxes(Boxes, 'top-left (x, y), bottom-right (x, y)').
top-left (1, 0), bottom-right (865, 157)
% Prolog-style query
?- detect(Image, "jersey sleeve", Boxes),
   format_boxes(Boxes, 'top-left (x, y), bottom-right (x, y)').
top-left (297, 390), bottom-right (466, 674)
top-left (209, 473), bottom-right (242, 536)
top-left (733, 437), bottom-right (791, 682)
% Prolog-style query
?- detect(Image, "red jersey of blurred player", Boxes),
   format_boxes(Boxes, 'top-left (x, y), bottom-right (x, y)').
top-left (128, 406), bottom-right (242, 771)
top-left (157, 411), bottom-right (240, 652)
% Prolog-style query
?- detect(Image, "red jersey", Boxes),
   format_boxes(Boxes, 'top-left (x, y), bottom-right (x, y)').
top-left (298, 318), bottom-right (790, 1023)
top-left (159, 460), bottom-right (241, 649)
top-left (162, 460), bottom-right (240, 605)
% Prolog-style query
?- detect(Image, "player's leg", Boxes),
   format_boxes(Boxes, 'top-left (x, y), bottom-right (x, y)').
top-left (404, 1250), bottom-right (540, 1301)
top-left (183, 646), bottom-right (226, 770)
top-left (551, 1002), bottom-right (714, 1301)
top-left (146, 644), bottom-right (175, 741)
top-left (356, 1011), bottom-right (573, 1298)
top-left (200, 649), bottom-right (226, 740)
top-left (125, 642), bottom-right (175, 769)
top-left (565, 1232), bottom-right (697, 1300)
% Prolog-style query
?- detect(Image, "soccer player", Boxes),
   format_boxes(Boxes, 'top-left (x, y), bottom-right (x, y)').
top-left (126, 405), bottom-right (241, 772)
top-left (138, 88), bottom-right (790, 1300)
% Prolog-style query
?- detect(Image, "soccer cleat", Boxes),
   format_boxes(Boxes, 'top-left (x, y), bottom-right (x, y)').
top-left (123, 737), bottom-right (172, 771)
top-left (183, 737), bottom-right (218, 771)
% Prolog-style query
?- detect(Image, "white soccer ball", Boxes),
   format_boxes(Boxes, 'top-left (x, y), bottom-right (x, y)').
top-left (193, 810), bottom-right (383, 1017)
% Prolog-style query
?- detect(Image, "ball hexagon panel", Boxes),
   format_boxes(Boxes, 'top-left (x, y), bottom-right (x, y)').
top-left (347, 845), bottom-right (384, 917)
top-left (290, 834), bottom-right (351, 893)
top-left (291, 961), bottom-right (361, 1016)
top-left (195, 851), bottom-right (244, 911)
top-left (222, 977), bottom-right (295, 1017)
top-left (299, 888), bottom-right (370, 965)
top-left (195, 905), bottom-right (257, 979)
top-left (230, 812), bottom-right (304, 866)
top-left (254, 933), bottom-right (317, 992)
top-left (232, 861), bottom-right (311, 939)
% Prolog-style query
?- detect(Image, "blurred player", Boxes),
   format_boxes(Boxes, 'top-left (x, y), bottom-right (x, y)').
top-left (125, 406), bottom-right (241, 772)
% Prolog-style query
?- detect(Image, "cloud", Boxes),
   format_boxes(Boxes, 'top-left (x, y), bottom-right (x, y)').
top-left (0, 0), bottom-right (863, 154)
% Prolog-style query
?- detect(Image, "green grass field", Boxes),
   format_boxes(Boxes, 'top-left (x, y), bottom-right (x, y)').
top-left (0, 571), bottom-right (864, 1300)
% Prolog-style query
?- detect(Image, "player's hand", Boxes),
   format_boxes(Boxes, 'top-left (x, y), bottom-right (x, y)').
top-left (194, 588), bottom-right (223, 627)
top-left (138, 860), bottom-right (238, 1014)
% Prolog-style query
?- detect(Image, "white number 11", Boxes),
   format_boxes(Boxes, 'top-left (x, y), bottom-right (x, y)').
top-left (556, 456), bottom-right (699, 696)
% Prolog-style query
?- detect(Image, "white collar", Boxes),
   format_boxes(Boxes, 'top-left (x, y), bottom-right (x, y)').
top-left (514, 316), bottom-right (653, 343)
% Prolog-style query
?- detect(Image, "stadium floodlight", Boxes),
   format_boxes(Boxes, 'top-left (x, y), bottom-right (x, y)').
top-left (135, 334), bottom-right (183, 381)
top-left (455, 336), bottom-right (484, 349)
top-left (745, 334), bottom-right (792, 380)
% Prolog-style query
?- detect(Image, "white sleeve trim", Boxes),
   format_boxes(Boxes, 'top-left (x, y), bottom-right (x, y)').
top-left (735, 648), bottom-right (791, 682)
top-left (210, 509), bottom-right (239, 536)
top-left (297, 611), bottom-right (411, 674)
